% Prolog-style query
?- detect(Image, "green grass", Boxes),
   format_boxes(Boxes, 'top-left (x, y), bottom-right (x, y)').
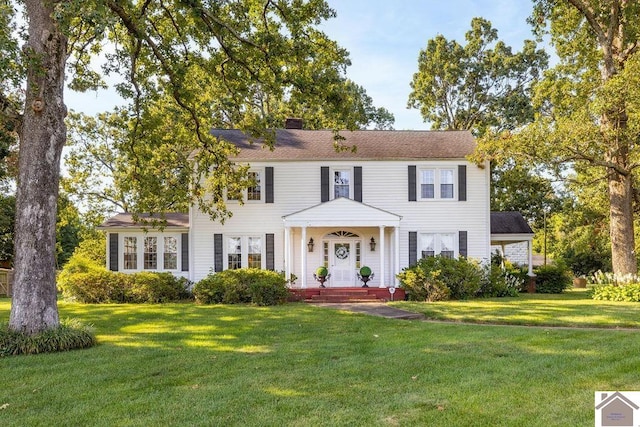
top-left (392, 289), bottom-right (640, 328)
top-left (1, 295), bottom-right (639, 426)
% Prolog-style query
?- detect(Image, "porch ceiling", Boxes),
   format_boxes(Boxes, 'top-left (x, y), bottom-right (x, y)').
top-left (282, 198), bottom-right (402, 227)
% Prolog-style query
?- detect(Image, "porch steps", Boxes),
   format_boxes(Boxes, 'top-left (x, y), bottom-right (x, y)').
top-left (311, 288), bottom-right (379, 303)
top-left (289, 287), bottom-right (405, 303)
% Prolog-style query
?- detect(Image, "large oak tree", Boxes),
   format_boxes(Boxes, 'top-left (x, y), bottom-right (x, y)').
top-left (0, 0), bottom-right (388, 334)
top-left (485, 0), bottom-right (640, 275)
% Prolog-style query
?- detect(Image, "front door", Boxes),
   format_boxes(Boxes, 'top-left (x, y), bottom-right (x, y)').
top-left (331, 242), bottom-right (355, 286)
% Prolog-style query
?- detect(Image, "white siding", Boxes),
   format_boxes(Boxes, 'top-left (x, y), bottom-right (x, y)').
top-left (190, 159), bottom-right (491, 283)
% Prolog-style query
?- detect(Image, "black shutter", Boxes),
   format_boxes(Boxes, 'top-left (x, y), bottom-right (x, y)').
top-left (266, 233), bottom-right (275, 270)
top-left (458, 165), bottom-right (467, 201)
top-left (459, 231), bottom-right (468, 257)
top-left (214, 234), bottom-right (223, 272)
top-left (409, 231), bottom-right (417, 266)
top-left (265, 167), bottom-right (274, 203)
top-left (109, 233), bottom-right (119, 271)
top-left (321, 166), bottom-right (330, 202)
top-left (354, 166), bottom-right (362, 202)
top-left (181, 233), bottom-right (189, 272)
top-left (408, 165), bottom-right (417, 201)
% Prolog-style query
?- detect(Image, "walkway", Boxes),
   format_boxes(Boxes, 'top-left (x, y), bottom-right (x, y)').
top-left (310, 302), bottom-right (425, 320)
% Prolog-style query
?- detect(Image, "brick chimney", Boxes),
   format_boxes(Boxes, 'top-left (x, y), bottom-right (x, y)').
top-left (284, 118), bottom-right (303, 129)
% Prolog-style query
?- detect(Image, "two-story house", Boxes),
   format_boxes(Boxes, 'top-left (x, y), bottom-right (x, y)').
top-left (101, 124), bottom-right (533, 289)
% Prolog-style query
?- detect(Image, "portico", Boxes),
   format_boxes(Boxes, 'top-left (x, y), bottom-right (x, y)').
top-left (282, 198), bottom-right (402, 288)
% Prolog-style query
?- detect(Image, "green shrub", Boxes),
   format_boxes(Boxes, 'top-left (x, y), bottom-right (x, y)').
top-left (316, 266), bottom-right (328, 277)
top-left (59, 269), bottom-right (130, 303)
top-left (359, 266), bottom-right (372, 277)
top-left (415, 256), bottom-right (482, 299)
top-left (533, 264), bottom-right (573, 293)
top-left (0, 319), bottom-right (96, 356)
top-left (194, 269), bottom-right (288, 305)
top-left (591, 284), bottom-right (640, 302)
top-left (397, 267), bottom-right (450, 301)
top-left (478, 265), bottom-right (522, 297)
top-left (129, 272), bottom-right (192, 303)
top-left (59, 262), bottom-right (192, 303)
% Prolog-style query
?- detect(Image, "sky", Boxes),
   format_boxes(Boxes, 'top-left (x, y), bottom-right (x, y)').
top-left (65, 0), bottom-right (540, 131)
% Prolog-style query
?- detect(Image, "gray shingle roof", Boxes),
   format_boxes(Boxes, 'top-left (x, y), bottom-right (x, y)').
top-left (99, 213), bottom-right (189, 228)
top-left (209, 129), bottom-right (476, 161)
top-left (490, 211), bottom-right (533, 234)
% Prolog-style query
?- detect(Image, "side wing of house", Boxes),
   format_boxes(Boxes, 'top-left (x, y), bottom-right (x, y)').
top-left (98, 213), bottom-right (190, 278)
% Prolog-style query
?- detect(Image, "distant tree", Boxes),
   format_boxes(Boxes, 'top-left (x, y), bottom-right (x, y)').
top-left (408, 17), bottom-right (553, 228)
top-left (0, 194), bottom-right (15, 265)
top-left (408, 17), bottom-right (548, 136)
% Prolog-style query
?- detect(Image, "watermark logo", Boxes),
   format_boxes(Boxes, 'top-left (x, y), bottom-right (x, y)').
top-left (595, 391), bottom-right (640, 427)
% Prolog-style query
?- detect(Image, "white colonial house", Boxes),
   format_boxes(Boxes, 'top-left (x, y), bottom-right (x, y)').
top-left (99, 124), bottom-right (534, 291)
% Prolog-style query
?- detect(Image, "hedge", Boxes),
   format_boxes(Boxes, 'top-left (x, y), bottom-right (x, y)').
top-left (193, 269), bottom-right (288, 306)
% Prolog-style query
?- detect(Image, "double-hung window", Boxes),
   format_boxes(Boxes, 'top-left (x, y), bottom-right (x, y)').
top-left (144, 237), bottom-right (158, 269)
top-left (248, 237), bottom-right (262, 268)
top-left (227, 169), bottom-right (263, 201)
top-left (124, 237), bottom-right (137, 270)
top-left (440, 169), bottom-right (454, 199)
top-left (420, 233), bottom-right (456, 259)
top-left (163, 237), bottom-right (178, 270)
top-left (419, 167), bottom-right (455, 200)
top-left (334, 170), bottom-right (350, 198)
top-left (420, 170), bottom-right (435, 199)
top-left (225, 236), bottom-right (263, 269)
top-left (247, 171), bottom-right (262, 201)
top-left (227, 237), bottom-right (242, 270)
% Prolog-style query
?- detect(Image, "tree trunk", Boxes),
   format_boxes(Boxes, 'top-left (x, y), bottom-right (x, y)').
top-left (608, 169), bottom-right (637, 275)
top-left (9, 0), bottom-right (67, 334)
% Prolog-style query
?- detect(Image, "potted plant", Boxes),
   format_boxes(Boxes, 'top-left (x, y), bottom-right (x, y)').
top-left (357, 266), bottom-right (374, 287)
top-left (313, 266), bottom-right (330, 287)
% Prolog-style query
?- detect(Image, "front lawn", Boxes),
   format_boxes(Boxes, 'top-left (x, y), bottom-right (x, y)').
top-left (392, 289), bottom-right (640, 328)
top-left (1, 296), bottom-right (638, 426)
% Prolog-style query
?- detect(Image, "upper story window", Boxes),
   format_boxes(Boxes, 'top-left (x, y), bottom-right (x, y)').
top-left (247, 171), bottom-right (262, 201)
top-left (334, 170), bottom-right (350, 198)
top-left (227, 169), bottom-right (263, 202)
top-left (419, 167), bottom-right (455, 200)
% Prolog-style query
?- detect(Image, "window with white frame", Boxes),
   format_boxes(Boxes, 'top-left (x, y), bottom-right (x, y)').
top-left (440, 169), bottom-right (454, 199)
top-left (248, 237), bottom-right (262, 268)
top-left (163, 237), bottom-right (178, 270)
top-left (247, 171), bottom-right (262, 201)
top-left (420, 170), bottom-right (435, 199)
top-left (224, 236), bottom-right (264, 270)
top-left (124, 237), bottom-right (137, 270)
top-left (144, 237), bottom-right (158, 269)
top-left (228, 169), bottom-right (262, 201)
top-left (419, 167), bottom-right (455, 200)
top-left (227, 237), bottom-right (242, 270)
top-left (334, 170), bottom-right (350, 199)
top-left (420, 233), bottom-right (456, 259)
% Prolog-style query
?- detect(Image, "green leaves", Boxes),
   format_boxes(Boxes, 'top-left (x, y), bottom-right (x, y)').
top-left (408, 17), bottom-right (548, 136)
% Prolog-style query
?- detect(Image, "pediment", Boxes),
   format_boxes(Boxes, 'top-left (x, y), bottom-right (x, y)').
top-left (282, 198), bottom-right (401, 227)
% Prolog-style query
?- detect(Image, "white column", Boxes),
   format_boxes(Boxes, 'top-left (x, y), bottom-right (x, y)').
top-left (379, 226), bottom-right (385, 288)
top-left (284, 226), bottom-right (291, 286)
top-left (301, 227), bottom-right (307, 288)
top-left (527, 239), bottom-right (534, 276)
top-left (394, 226), bottom-right (400, 287)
